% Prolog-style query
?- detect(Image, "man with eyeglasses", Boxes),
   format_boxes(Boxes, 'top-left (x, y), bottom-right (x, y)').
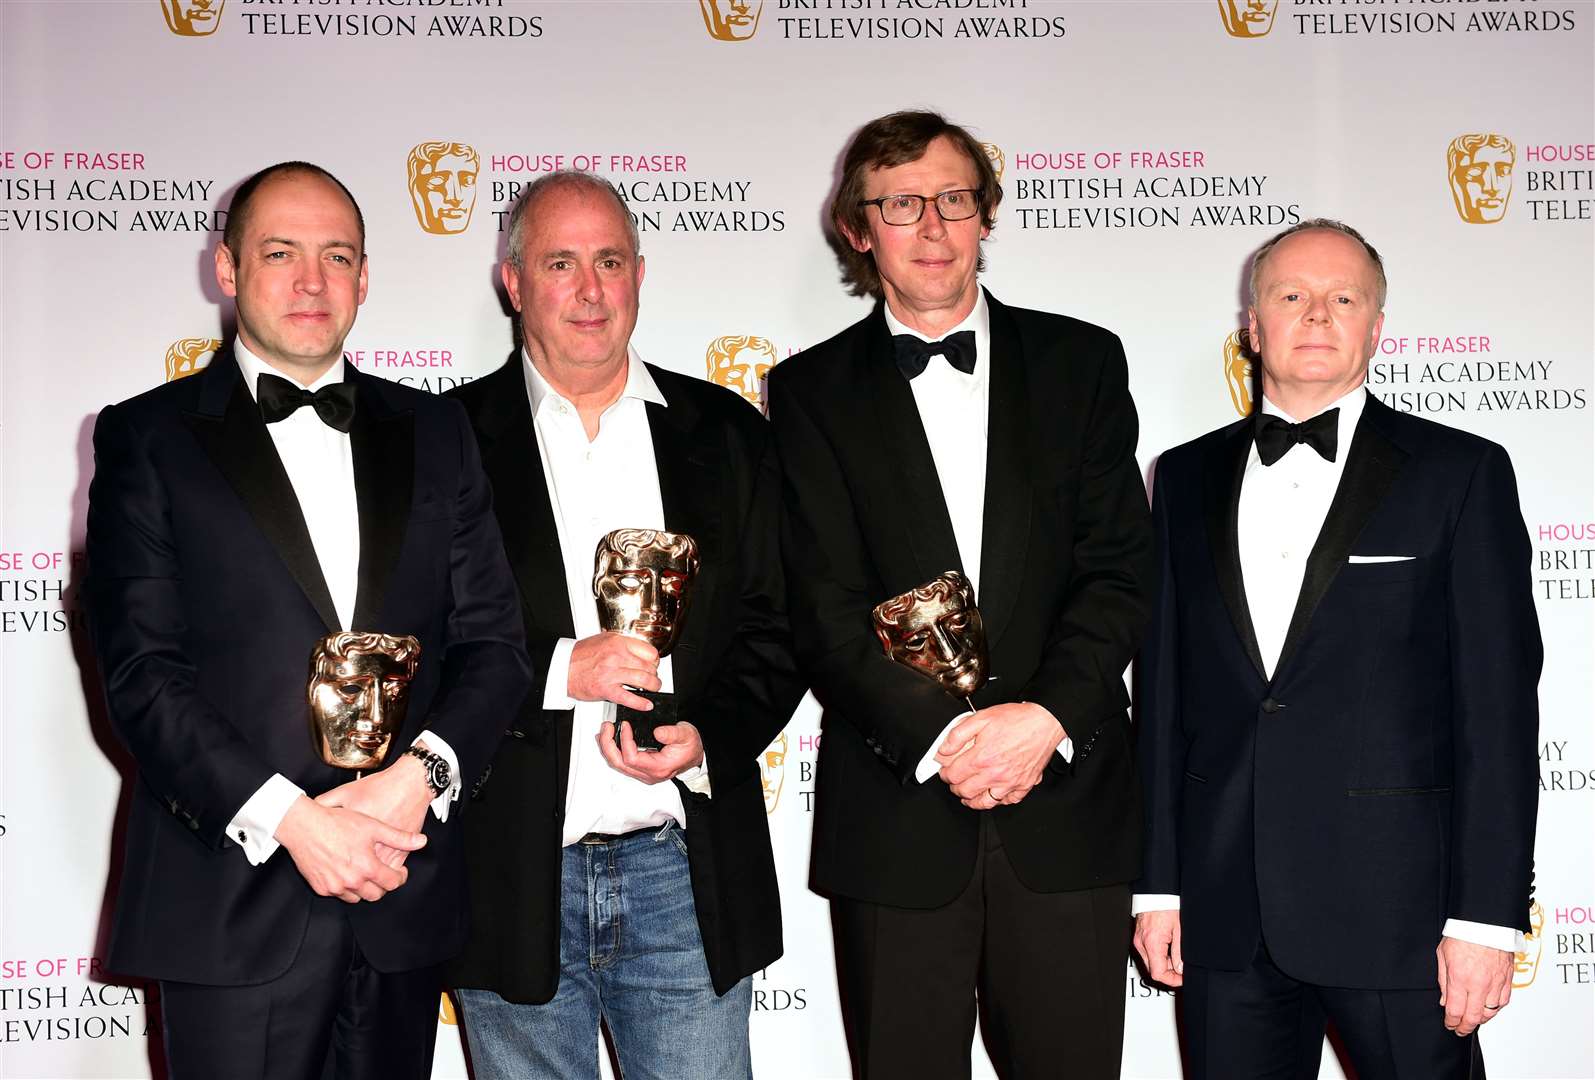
top-left (766, 111), bottom-right (1152, 1078)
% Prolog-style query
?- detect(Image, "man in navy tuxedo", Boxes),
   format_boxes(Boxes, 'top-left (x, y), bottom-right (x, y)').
top-left (1133, 219), bottom-right (1540, 1078)
top-left (85, 161), bottom-right (530, 1078)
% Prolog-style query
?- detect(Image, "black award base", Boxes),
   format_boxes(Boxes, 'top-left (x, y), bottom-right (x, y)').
top-left (615, 689), bottom-right (675, 752)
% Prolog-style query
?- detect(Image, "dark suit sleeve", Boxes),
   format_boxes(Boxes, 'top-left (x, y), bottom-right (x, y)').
top-left (1446, 442), bottom-right (1540, 932)
top-left (419, 405), bottom-right (533, 784)
top-left (1133, 467), bottom-right (1185, 894)
top-left (85, 403), bottom-right (275, 848)
top-left (690, 424), bottom-right (808, 775)
top-left (1020, 334), bottom-right (1153, 747)
top-left (768, 376), bottom-right (969, 783)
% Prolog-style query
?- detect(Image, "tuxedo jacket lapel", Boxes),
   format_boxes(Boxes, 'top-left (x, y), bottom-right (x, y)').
top-left (975, 294), bottom-right (1031, 648)
top-left (648, 376), bottom-right (724, 694)
top-left (1273, 402), bottom-right (1408, 677)
top-left (1204, 421), bottom-right (1267, 682)
top-left (182, 351), bottom-right (340, 633)
top-left (473, 358), bottom-right (576, 642)
top-left (859, 308), bottom-right (965, 588)
top-left (350, 369), bottom-right (414, 631)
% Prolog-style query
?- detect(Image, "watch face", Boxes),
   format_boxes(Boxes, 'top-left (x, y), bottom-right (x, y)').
top-left (428, 758), bottom-right (451, 793)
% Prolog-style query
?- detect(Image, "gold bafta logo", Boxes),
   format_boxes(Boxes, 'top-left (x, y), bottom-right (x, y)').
top-left (160, 0), bottom-right (224, 36)
top-left (407, 142), bottom-right (480, 235)
top-left (1447, 134), bottom-right (1516, 224)
top-left (980, 143), bottom-right (1005, 185)
top-left (760, 733), bottom-right (788, 815)
top-left (699, 0), bottom-right (763, 41)
top-left (1222, 329), bottom-right (1258, 417)
top-left (164, 337), bottom-right (221, 382)
top-left (706, 335), bottom-right (779, 409)
top-left (1512, 901), bottom-right (1545, 989)
top-left (1217, 0), bottom-right (1278, 38)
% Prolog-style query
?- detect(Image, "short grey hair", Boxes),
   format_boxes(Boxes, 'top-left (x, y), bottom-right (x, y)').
top-left (505, 169), bottom-right (641, 269)
top-left (1248, 217), bottom-right (1387, 311)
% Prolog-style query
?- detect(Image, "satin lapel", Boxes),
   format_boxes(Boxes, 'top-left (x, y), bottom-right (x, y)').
top-left (181, 352), bottom-right (340, 633)
top-left (974, 297), bottom-right (1030, 647)
top-left (350, 371), bottom-right (414, 631)
top-left (475, 361), bottom-right (576, 642)
top-left (1203, 423), bottom-right (1266, 682)
top-left (1273, 405), bottom-right (1408, 678)
top-left (648, 381), bottom-right (722, 691)
top-left (860, 311), bottom-right (964, 587)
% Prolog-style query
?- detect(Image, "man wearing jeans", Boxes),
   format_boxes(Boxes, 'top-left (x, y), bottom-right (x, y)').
top-left (446, 170), bottom-right (803, 1079)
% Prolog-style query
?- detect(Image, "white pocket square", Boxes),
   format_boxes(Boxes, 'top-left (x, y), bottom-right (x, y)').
top-left (1348, 555), bottom-right (1415, 564)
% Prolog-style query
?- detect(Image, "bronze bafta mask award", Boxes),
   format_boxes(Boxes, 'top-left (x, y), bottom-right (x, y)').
top-left (872, 571), bottom-right (989, 710)
top-left (307, 631), bottom-right (422, 772)
top-left (593, 528), bottom-right (701, 751)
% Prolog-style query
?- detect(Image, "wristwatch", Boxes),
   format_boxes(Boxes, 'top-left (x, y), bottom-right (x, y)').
top-left (404, 745), bottom-right (452, 799)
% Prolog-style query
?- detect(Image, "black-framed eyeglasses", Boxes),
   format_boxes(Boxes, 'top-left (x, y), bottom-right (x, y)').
top-left (858, 188), bottom-right (983, 227)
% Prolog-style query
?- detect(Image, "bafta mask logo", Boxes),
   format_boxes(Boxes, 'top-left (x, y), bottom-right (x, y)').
top-left (1512, 901), bottom-right (1546, 989)
top-left (873, 570), bottom-right (989, 703)
top-left (706, 335), bottom-right (779, 409)
top-left (594, 529), bottom-right (702, 657)
top-left (164, 337), bottom-right (221, 383)
top-left (307, 631), bottom-right (421, 771)
top-left (980, 143), bottom-right (1005, 185)
top-left (160, 0), bottom-right (224, 36)
top-left (407, 141), bottom-right (480, 235)
top-left (1222, 329), bottom-right (1259, 417)
top-left (760, 733), bottom-right (788, 815)
top-left (1217, 0), bottom-right (1278, 37)
top-left (699, 0), bottom-right (763, 41)
top-left (1447, 133), bottom-right (1516, 224)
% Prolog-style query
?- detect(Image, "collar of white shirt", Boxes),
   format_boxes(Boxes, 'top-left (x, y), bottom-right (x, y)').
top-left (1256, 382), bottom-right (1368, 463)
top-left (881, 288), bottom-right (991, 374)
top-left (234, 340), bottom-right (349, 400)
top-left (521, 345), bottom-right (667, 418)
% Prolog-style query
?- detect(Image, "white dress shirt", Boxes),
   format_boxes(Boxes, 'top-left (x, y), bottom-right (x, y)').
top-left (884, 295), bottom-right (1075, 783)
top-left (1132, 385), bottom-right (1519, 953)
top-left (522, 349), bottom-right (710, 847)
top-left (225, 344), bottom-right (461, 865)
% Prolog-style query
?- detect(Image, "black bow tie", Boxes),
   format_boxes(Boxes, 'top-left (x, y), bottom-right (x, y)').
top-left (893, 330), bottom-right (977, 380)
top-left (257, 373), bottom-right (357, 433)
top-left (1255, 409), bottom-right (1338, 466)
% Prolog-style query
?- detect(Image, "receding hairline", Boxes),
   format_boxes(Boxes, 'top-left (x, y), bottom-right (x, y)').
top-left (225, 166), bottom-right (366, 258)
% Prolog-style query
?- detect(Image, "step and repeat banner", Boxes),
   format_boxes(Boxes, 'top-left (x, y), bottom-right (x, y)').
top-left (2, 2), bottom-right (1591, 1077)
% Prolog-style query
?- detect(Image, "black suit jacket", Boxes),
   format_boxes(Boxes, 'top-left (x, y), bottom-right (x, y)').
top-left (766, 290), bottom-right (1153, 908)
top-left (1135, 395), bottom-right (1541, 989)
top-left (85, 351), bottom-right (532, 985)
top-left (444, 356), bottom-right (805, 1003)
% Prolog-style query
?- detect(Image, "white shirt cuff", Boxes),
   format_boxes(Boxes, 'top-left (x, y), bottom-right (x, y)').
top-left (230, 773), bottom-right (305, 866)
top-left (915, 712), bottom-right (973, 783)
top-left (1443, 918), bottom-right (1523, 954)
top-left (1056, 735), bottom-right (1074, 764)
top-left (543, 637), bottom-right (579, 710)
top-left (416, 730), bottom-right (461, 823)
top-left (1132, 894), bottom-right (1182, 916)
top-left (677, 751), bottom-right (713, 797)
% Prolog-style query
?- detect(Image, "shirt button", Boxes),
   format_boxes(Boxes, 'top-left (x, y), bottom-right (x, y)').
top-left (1291, 482), bottom-right (1300, 490)
top-left (1280, 551), bottom-right (1290, 559)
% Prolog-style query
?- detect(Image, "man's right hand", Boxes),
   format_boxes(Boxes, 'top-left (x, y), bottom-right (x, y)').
top-left (274, 795), bottom-right (427, 904)
top-left (568, 632), bottom-right (660, 711)
top-left (1133, 909), bottom-right (1184, 988)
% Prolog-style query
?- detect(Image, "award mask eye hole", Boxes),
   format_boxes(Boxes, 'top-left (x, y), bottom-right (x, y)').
top-left (901, 632), bottom-right (929, 651)
top-left (382, 681), bottom-right (406, 699)
top-left (613, 573), bottom-right (644, 591)
top-left (659, 574), bottom-right (686, 595)
top-left (338, 682), bottom-right (364, 698)
top-left (944, 614), bottom-right (969, 633)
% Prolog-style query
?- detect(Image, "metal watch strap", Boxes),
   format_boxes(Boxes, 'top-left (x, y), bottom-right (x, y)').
top-left (404, 745), bottom-right (449, 797)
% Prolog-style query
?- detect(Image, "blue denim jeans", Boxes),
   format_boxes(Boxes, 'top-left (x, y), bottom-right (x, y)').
top-left (457, 821), bottom-right (752, 1080)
